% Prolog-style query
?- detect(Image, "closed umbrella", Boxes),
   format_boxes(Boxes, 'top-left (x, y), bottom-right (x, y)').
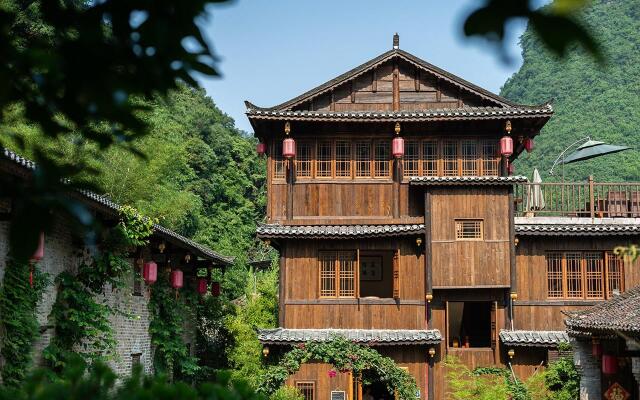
top-left (559, 140), bottom-right (630, 164)
top-left (526, 168), bottom-right (546, 212)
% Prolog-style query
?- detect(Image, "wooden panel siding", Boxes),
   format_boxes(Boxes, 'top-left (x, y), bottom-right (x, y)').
top-left (429, 187), bottom-right (511, 287)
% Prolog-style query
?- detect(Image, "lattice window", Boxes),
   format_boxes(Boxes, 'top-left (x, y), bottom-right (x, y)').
top-left (316, 141), bottom-right (332, 178)
top-left (455, 219), bottom-right (483, 240)
top-left (481, 140), bottom-right (499, 176)
top-left (422, 140), bottom-right (438, 176)
top-left (338, 252), bottom-right (356, 297)
top-left (443, 140), bottom-right (458, 176)
top-left (319, 252), bottom-right (337, 297)
top-left (296, 382), bottom-right (315, 400)
top-left (461, 140), bottom-right (478, 176)
top-left (355, 140), bottom-right (371, 178)
top-left (606, 252), bottom-right (624, 297)
top-left (585, 252), bottom-right (604, 299)
top-left (566, 252), bottom-right (583, 298)
top-left (272, 140), bottom-right (285, 180)
top-left (373, 140), bottom-right (390, 178)
top-left (296, 141), bottom-right (313, 178)
top-left (546, 253), bottom-right (564, 298)
top-left (335, 140), bottom-right (351, 178)
top-left (318, 251), bottom-right (356, 298)
top-left (404, 140), bottom-right (419, 177)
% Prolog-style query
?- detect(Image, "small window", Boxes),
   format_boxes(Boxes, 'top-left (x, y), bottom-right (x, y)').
top-left (455, 220), bottom-right (483, 240)
top-left (319, 251), bottom-right (357, 298)
top-left (373, 141), bottom-right (390, 178)
top-left (296, 141), bottom-right (313, 178)
top-left (606, 252), bottom-right (624, 297)
top-left (296, 381), bottom-right (315, 400)
top-left (131, 353), bottom-right (142, 369)
top-left (422, 140), bottom-right (438, 176)
top-left (461, 140), bottom-right (478, 176)
top-left (316, 141), bottom-right (332, 178)
top-left (335, 140), bottom-right (352, 178)
top-left (545, 251), bottom-right (623, 299)
top-left (448, 301), bottom-right (493, 348)
top-left (481, 140), bottom-right (499, 176)
top-left (355, 140), bottom-right (371, 178)
top-left (272, 140), bottom-right (285, 180)
top-left (442, 140), bottom-right (458, 176)
top-left (404, 140), bottom-right (419, 177)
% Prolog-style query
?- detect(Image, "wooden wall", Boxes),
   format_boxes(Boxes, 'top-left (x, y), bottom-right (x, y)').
top-left (282, 238), bottom-right (426, 329)
top-left (286, 347), bottom-right (428, 400)
top-left (429, 187), bottom-right (511, 288)
top-left (513, 236), bottom-right (640, 331)
top-left (297, 58), bottom-right (488, 112)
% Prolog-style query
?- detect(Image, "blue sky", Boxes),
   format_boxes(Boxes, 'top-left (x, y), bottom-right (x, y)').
top-left (197, 0), bottom-right (545, 133)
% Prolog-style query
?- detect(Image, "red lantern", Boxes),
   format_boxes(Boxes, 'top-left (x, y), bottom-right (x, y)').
top-left (392, 136), bottom-right (405, 158)
top-left (30, 232), bottom-right (45, 262)
top-left (283, 138), bottom-right (296, 158)
top-left (170, 269), bottom-right (183, 289)
top-left (211, 281), bottom-right (221, 297)
top-left (143, 261), bottom-right (158, 285)
top-left (524, 138), bottom-right (534, 153)
top-left (592, 341), bottom-right (603, 358)
top-left (256, 142), bottom-right (266, 155)
top-left (602, 354), bottom-right (618, 375)
top-left (197, 278), bottom-right (207, 295)
top-left (500, 135), bottom-right (514, 157)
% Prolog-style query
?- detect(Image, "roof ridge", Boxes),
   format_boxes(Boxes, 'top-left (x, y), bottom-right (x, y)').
top-left (245, 48), bottom-right (547, 112)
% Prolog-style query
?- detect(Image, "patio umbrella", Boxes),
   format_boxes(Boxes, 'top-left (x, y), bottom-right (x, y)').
top-left (526, 168), bottom-right (546, 211)
top-left (559, 140), bottom-right (631, 164)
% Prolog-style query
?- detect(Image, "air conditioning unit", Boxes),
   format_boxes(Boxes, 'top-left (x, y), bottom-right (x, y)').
top-left (330, 391), bottom-right (346, 400)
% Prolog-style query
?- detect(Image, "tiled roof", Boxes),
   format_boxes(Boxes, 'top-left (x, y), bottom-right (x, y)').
top-left (256, 224), bottom-right (425, 239)
top-left (515, 224), bottom-right (640, 236)
top-left (1, 148), bottom-right (231, 265)
top-left (245, 49), bottom-right (544, 111)
top-left (565, 286), bottom-right (640, 335)
top-left (499, 330), bottom-right (569, 347)
top-left (258, 328), bottom-right (442, 345)
top-left (409, 176), bottom-right (528, 185)
top-left (245, 106), bottom-right (553, 122)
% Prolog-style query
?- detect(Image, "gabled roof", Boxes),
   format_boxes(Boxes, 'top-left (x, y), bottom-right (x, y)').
top-left (246, 48), bottom-right (542, 112)
top-left (1, 148), bottom-right (232, 265)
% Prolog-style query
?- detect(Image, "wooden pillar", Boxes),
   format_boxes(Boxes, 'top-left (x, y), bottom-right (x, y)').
top-left (278, 248), bottom-right (286, 327)
top-left (393, 60), bottom-right (400, 111)
top-left (393, 157), bottom-right (401, 218)
top-left (286, 159), bottom-right (294, 220)
top-left (424, 191), bottom-right (433, 326)
top-left (508, 187), bottom-right (517, 329)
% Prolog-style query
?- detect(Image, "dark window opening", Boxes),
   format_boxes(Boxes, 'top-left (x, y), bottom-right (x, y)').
top-left (359, 251), bottom-right (394, 299)
top-left (296, 381), bottom-right (315, 400)
top-left (131, 353), bottom-right (142, 369)
top-left (448, 301), bottom-right (492, 348)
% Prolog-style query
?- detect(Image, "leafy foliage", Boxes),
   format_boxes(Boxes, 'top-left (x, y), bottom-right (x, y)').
top-left (0, 356), bottom-right (263, 400)
top-left (0, 259), bottom-right (48, 386)
top-left (259, 337), bottom-right (418, 400)
top-left (501, 0), bottom-right (640, 182)
top-left (1, 0), bottom-right (231, 260)
top-left (544, 357), bottom-right (579, 400)
top-left (269, 386), bottom-right (304, 400)
top-left (464, 0), bottom-right (601, 62)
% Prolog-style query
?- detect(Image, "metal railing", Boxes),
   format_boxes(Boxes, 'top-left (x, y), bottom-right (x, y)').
top-left (515, 177), bottom-right (640, 218)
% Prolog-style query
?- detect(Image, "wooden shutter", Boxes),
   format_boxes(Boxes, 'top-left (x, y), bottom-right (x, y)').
top-left (490, 301), bottom-right (497, 350)
top-left (393, 249), bottom-right (400, 299)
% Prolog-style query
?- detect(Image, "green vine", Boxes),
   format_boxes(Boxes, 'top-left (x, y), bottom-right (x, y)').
top-left (43, 206), bottom-right (155, 371)
top-left (258, 337), bottom-right (418, 400)
top-left (148, 268), bottom-right (199, 380)
top-left (0, 258), bottom-right (48, 386)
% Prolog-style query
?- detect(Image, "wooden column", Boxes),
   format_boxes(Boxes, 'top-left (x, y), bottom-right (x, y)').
top-left (424, 191), bottom-right (433, 326)
top-left (508, 187), bottom-right (517, 329)
top-left (279, 249), bottom-right (286, 327)
top-left (392, 60), bottom-right (400, 111)
top-left (286, 159), bottom-right (294, 220)
top-left (393, 157), bottom-right (401, 218)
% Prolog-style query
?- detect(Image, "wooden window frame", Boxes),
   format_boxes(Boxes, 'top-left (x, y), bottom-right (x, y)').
top-left (295, 381), bottom-right (316, 400)
top-left (454, 219), bottom-right (484, 241)
top-left (316, 140), bottom-right (334, 179)
top-left (373, 139), bottom-right (391, 178)
top-left (271, 138), bottom-right (286, 181)
top-left (545, 251), bottom-right (623, 300)
top-left (295, 140), bottom-right (314, 179)
top-left (318, 250), bottom-right (358, 298)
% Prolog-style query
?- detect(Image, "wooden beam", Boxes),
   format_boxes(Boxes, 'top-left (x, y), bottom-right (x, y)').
top-left (393, 60), bottom-right (400, 111)
top-left (435, 79), bottom-right (441, 102)
top-left (279, 249), bottom-right (286, 327)
top-left (372, 67), bottom-right (377, 92)
top-left (415, 67), bottom-right (420, 92)
top-left (350, 81), bottom-right (356, 103)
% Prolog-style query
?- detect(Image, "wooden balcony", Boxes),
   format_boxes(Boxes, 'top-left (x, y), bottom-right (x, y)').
top-left (515, 177), bottom-right (640, 218)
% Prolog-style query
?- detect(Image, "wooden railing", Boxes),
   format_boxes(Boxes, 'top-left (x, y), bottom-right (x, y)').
top-left (515, 177), bottom-right (640, 217)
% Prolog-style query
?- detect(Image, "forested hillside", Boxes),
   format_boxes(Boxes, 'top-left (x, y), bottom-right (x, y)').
top-left (501, 0), bottom-right (640, 182)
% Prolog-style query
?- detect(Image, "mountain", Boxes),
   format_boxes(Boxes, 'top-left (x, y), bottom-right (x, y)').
top-left (500, 0), bottom-right (640, 182)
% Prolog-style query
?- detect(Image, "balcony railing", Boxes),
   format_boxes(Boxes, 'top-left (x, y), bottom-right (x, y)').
top-left (515, 177), bottom-right (640, 218)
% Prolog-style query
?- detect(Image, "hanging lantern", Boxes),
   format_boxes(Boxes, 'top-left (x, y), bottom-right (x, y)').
top-left (283, 138), bottom-right (296, 159)
top-left (211, 281), bottom-right (221, 297)
top-left (592, 340), bottom-right (603, 358)
top-left (171, 269), bottom-right (184, 289)
top-left (197, 278), bottom-right (208, 295)
top-left (602, 354), bottom-right (618, 375)
top-left (524, 137), bottom-right (534, 153)
top-left (500, 135), bottom-right (514, 157)
top-left (143, 261), bottom-right (158, 285)
top-left (392, 122), bottom-right (404, 158)
top-left (30, 232), bottom-right (45, 262)
top-left (256, 142), bottom-right (266, 155)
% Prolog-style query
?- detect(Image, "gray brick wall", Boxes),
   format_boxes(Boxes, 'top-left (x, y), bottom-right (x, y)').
top-left (0, 215), bottom-right (198, 379)
top-left (571, 338), bottom-right (601, 400)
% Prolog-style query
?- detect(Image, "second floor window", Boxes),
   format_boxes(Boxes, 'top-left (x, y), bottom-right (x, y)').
top-left (546, 251), bottom-right (624, 300)
top-left (455, 219), bottom-right (483, 240)
top-left (319, 251), bottom-right (357, 297)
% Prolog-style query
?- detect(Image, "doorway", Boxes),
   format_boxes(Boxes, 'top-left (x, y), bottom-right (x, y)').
top-left (362, 381), bottom-right (393, 400)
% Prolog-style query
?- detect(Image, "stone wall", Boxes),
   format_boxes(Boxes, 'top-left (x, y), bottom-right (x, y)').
top-left (0, 214), bottom-right (197, 379)
top-left (571, 338), bottom-right (601, 400)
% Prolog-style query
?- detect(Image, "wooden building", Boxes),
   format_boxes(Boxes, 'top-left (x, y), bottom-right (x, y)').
top-left (248, 35), bottom-right (640, 400)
